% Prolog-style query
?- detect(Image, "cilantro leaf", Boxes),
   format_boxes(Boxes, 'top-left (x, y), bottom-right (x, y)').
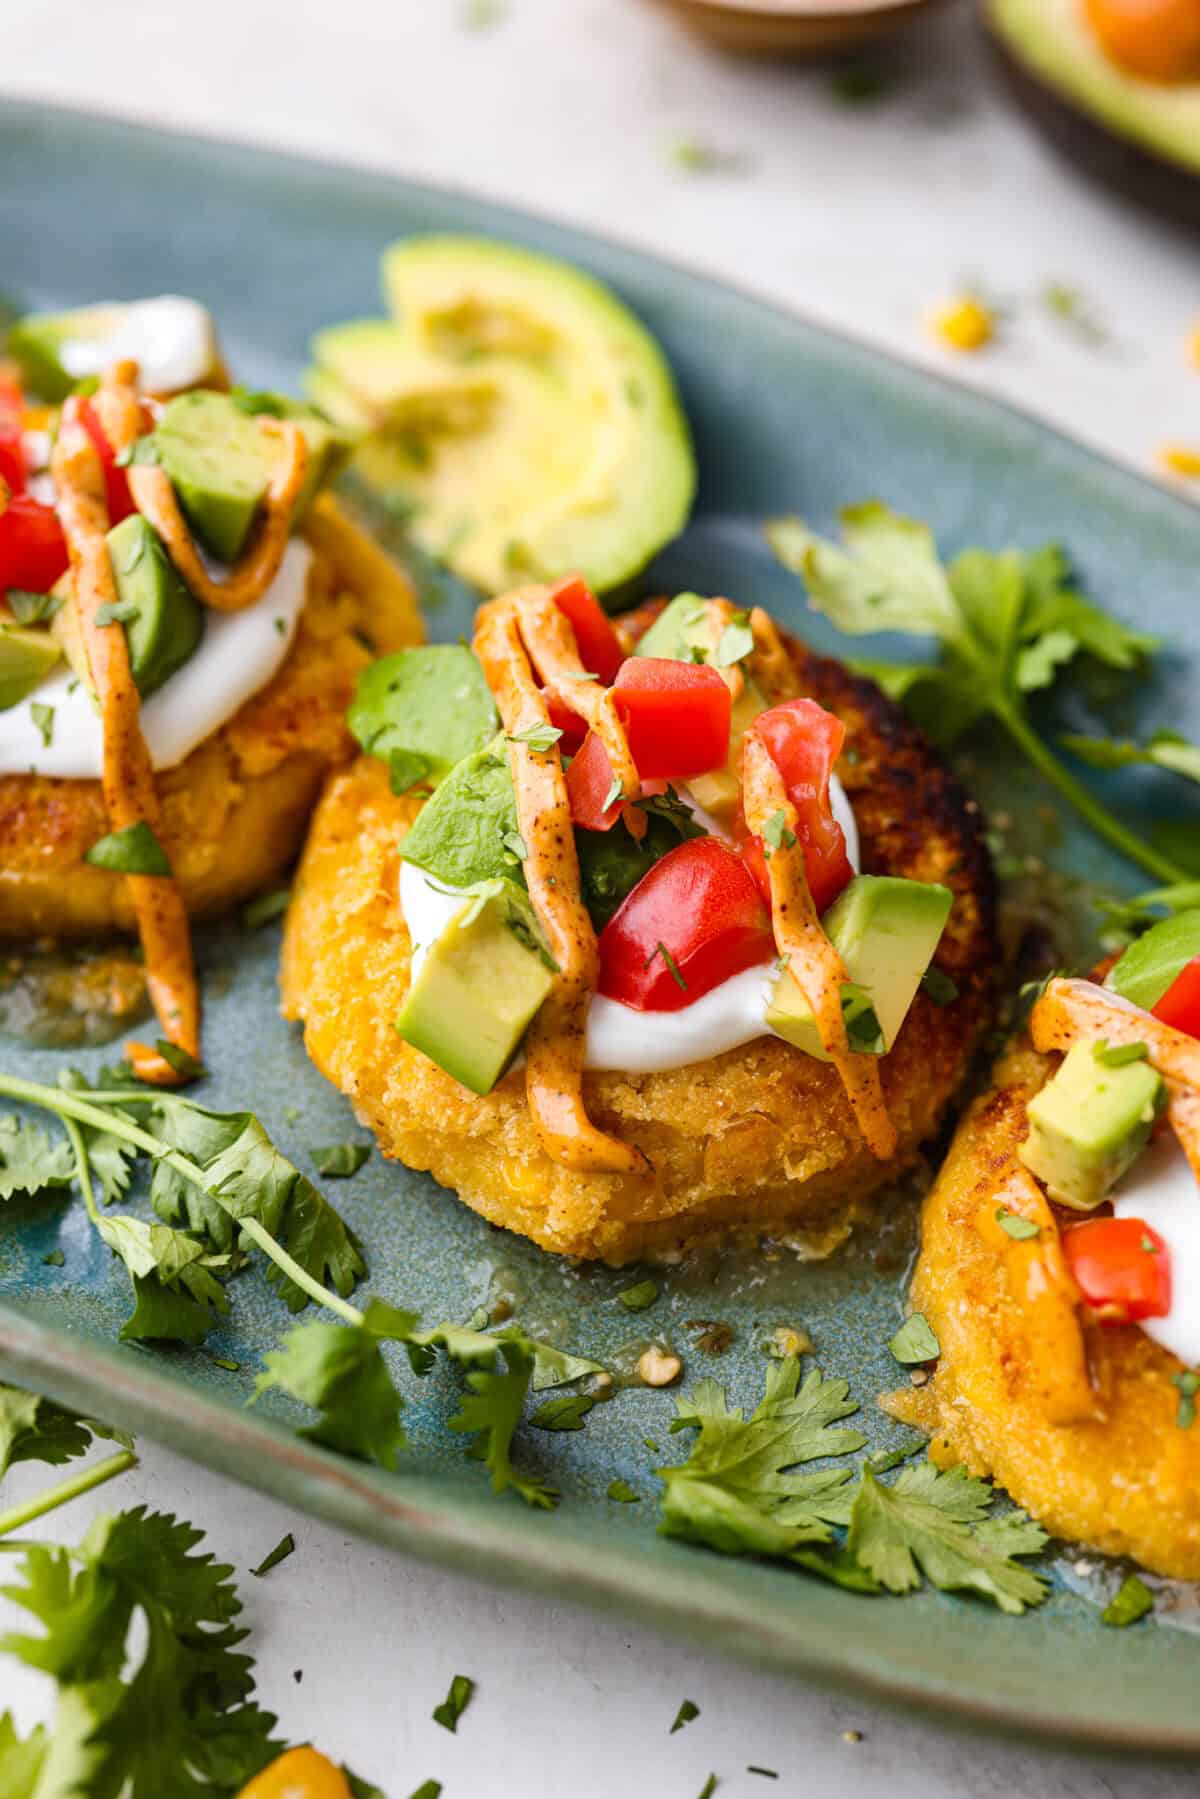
top-left (84, 820), bottom-right (172, 877)
top-left (0, 1114), bottom-right (74, 1200)
top-left (658, 1357), bottom-right (866, 1556)
top-left (671, 1699), bottom-right (700, 1733)
top-left (1062, 730), bottom-right (1200, 787)
top-left (1103, 1574), bottom-right (1154, 1627)
top-left (768, 504), bottom-right (1183, 884)
top-left (93, 1215), bottom-right (231, 1345)
top-left (432, 1672), bottom-right (475, 1733)
top-left (445, 1330), bottom-right (558, 1509)
top-left (845, 1463), bottom-right (1048, 1614)
top-left (530, 1392), bottom-right (594, 1432)
top-left (0, 1710), bottom-right (49, 1798)
top-left (250, 1533), bottom-right (295, 1578)
top-left (253, 1301), bottom-right (417, 1471)
top-left (309, 1143), bottom-right (370, 1179)
top-left (888, 1314), bottom-right (939, 1365)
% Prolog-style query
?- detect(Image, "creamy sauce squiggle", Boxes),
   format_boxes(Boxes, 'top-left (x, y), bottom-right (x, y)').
top-left (1114, 1132), bottom-right (1200, 1366)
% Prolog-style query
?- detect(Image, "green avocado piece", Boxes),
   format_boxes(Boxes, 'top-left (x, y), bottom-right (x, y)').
top-left (399, 742), bottom-right (524, 889)
top-left (348, 645), bottom-right (498, 792)
top-left (768, 875), bottom-right (954, 1060)
top-left (306, 234), bottom-right (696, 594)
top-left (0, 625), bottom-right (61, 710)
top-left (150, 391), bottom-right (276, 563)
top-left (1109, 910), bottom-right (1200, 1012)
top-left (634, 593), bottom-right (711, 663)
top-left (105, 515), bottom-right (205, 699)
top-left (395, 877), bottom-right (555, 1094)
top-left (986, 0), bottom-right (1200, 175)
top-left (230, 390), bottom-right (359, 522)
top-left (6, 297), bottom-right (221, 403)
top-left (1018, 1041), bottom-right (1165, 1211)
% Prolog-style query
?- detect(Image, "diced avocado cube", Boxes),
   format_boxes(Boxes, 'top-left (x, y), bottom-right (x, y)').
top-left (634, 593), bottom-right (712, 663)
top-left (230, 390), bottom-right (360, 521)
top-left (1109, 911), bottom-right (1200, 1013)
top-left (768, 875), bottom-right (954, 1060)
top-left (0, 625), bottom-right (61, 711)
top-left (399, 742), bottom-right (523, 889)
top-left (150, 391), bottom-right (276, 563)
top-left (1018, 1041), bottom-right (1165, 1211)
top-left (395, 877), bottom-right (555, 1094)
top-left (348, 645), bottom-right (498, 791)
top-left (8, 297), bottom-right (220, 403)
top-left (106, 515), bottom-right (205, 698)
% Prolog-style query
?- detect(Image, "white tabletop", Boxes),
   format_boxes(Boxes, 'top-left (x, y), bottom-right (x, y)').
top-left (3, 2), bottom-right (1199, 1793)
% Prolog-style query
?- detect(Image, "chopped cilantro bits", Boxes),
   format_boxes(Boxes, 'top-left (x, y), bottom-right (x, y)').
top-left (698, 1777), bottom-right (719, 1799)
top-left (602, 774), bottom-right (625, 813)
top-left (508, 723), bottom-right (563, 753)
top-left (671, 1698), bottom-right (700, 1733)
top-left (645, 940), bottom-right (688, 991)
top-left (618, 1278), bottom-right (659, 1312)
top-left (715, 612), bottom-right (754, 668)
top-left (250, 1531), bottom-right (295, 1577)
top-left (29, 702), bottom-right (54, 748)
top-left (920, 966), bottom-right (958, 1006)
top-left (996, 1207), bottom-right (1040, 1241)
top-left (432, 1672), bottom-right (475, 1733)
top-left (94, 598), bottom-right (140, 627)
top-left (242, 887), bottom-right (291, 930)
top-left (763, 808), bottom-right (797, 852)
top-left (84, 819), bottom-right (172, 876)
top-left (607, 1477), bottom-right (640, 1503)
top-left (530, 1392), bottom-right (594, 1432)
top-left (6, 587), bottom-right (62, 624)
top-left (41, 1247), bottom-right (64, 1267)
top-left (1172, 1370), bottom-right (1199, 1430)
top-left (310, 1143), bottom-right (370, 1179)
top-left (888, 1313), bottom-right (939, 1366)
top-left (1102, 1573), bottom-right (1154, 1627)
top-left (1093, 1039), bottom-right (1150, 1067)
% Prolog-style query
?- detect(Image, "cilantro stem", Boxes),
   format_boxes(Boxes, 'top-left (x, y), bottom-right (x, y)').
top-left (996, 706), bottom-right (1190, 885)
top-left (0, 1074), bottom-right (362, 1328)
top-left (0, 1448), bottom-right (137, 1536)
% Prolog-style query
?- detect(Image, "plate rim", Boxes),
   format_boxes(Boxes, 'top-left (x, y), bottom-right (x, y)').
top-left (2, 94), bottom-right (1199, 1758)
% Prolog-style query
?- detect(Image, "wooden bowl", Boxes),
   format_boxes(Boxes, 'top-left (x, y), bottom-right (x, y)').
top-left (646, 0), bottom-right (955, 57)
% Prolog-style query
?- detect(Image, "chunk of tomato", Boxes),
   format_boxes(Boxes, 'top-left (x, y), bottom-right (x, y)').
top-left (0, 492), bottom-right (68, 594)
top-left (741, 696), bottom-right (853, 914)
top-left (1152, 955), bottom-right (1200, 1040)
top-left (549, 574), bottom-right (625, 685)
top-left (597, 835), bottom-right (775, 1012)
top-left (566, 660), bottom-right (732, 830)
top-left (1063, 1216), bottom-right (1171, 1324)
top-left (77, 396), bottom-right (137, 526)
top-left (0, 370), bottom-right (26, 497)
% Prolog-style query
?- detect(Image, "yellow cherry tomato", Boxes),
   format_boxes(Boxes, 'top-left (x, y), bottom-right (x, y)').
top-left (1083, 0), bottom-right (1200, 83)
top-left (929, 296), bottom-right (995, 354)
top-left (236, 1745), bottom-right (352, 1799)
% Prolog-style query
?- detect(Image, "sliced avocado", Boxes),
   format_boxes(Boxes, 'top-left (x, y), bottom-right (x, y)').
top-left (0, 625), bottom-right (61, 711)
top-left (150, 391), bottom-right (274, 563)
top-left (987, 0), bottom-right (1200, 180)
top-left (306, 234), bottom-right (696, 595)
top-left (768, 875), bottom-right (953, 1060)
top-left (395, 876), bottom-right (555, 1094)
top-left (1018, 1040), bottom-right (1165, 1211)
top-left (106, 516), bottom-right (204, 698)
top-left (399, 741), bottom-right (523, 889)
top-left (348, 645), bottom-right (498, 791)
top-left (1109, 910), bottom-right (1200, 1011)
top-left (230, 390), bottom-right (359, 521)
top-left (7, 296), bottom-right (220, 404)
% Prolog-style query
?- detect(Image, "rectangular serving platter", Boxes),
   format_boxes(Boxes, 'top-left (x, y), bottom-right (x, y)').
top-left (1, 98), bottom-right (1198, 1753)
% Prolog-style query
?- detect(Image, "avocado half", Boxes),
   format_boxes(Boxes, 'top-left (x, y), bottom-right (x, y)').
top-left (985, 0), bottom-right (1200, 225)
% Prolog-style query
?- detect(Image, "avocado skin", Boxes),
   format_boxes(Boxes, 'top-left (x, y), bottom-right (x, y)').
top-left (985, 16), bottom-right (1200, 225)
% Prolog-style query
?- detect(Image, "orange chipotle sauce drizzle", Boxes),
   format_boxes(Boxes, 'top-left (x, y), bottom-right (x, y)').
top-left (741, 732), bottom-right (897, 1160)
top-left (50, 393), bottom-right (200, 1085)
top-left (128, 417), bottom-right (307, 612)
top-left (1031, 977), bottom-right (1200, 1181)
top-left (473, 588), bottom-right (648, 1175)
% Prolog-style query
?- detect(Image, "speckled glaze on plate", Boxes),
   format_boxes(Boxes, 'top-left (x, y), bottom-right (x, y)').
top-left (1, 98), bottom-right (1198, 1755)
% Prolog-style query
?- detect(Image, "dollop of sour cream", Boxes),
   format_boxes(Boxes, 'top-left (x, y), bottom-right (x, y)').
top-left (58, 296), bottom-right (217, 396)
top-left (1113, 1135), bottom-right (1200, 1367)
top-left (400, 774), bottom-right (859, 1075)
top-left (0, 540), bottom-right (312, 778)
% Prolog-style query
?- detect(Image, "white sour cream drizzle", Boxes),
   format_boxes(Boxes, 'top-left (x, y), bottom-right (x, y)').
top-left (0, 540), bottom-right (311, 778)
top-left (1113, 1130), bottom-right (1200, 1367)
top-left (58, 296), bottom-right (217, 397)
top-left (399, 774), bottom-right (859, 1075)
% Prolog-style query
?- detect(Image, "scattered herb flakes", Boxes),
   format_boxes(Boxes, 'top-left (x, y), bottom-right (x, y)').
top-left (465, 1305), bottom-right (490, 1331)
top-left (1093, 1038), bottom-right (1149, 1067)
top-left (208, 1355), bottom-right (241, 1372)
top-left (1172, 1370), bottom-right (1199, 1430)
top-left (1041, 281), bottom-right (1108, 346)
top-left (748, 1770), bottom-right (779, 1781)
top-left (602, 774), bottom-right (625, 813)
top-left (618, 1278), bottom-right (659, 1312)
top-left (154, 1038), bottom-right (206, 1080)
top-left (866, 1447), bottom-right (910, 1475)
top-left (1103, 1573), bottom-right (1154, 1627)
top-left (273, 615), bottom-right (286, 636)
top-left (283, 1105), bottom-right (302, 1126)
top-left (645, 940), bottom-right (688, 992)
top-left (408, 1784), bottom-right (443, 1799)
top-left (432, 1672), bottom-right (475, 1733)
top-left (29, 701), bottom-right (54, 747)
top-left (560, 667), bottom-right (599, 682)
top-left (84, 819), bottom-right (171, 876)
top-left (41, 1247), bottom-right (64, 1267)
top-left (310, 1143), bottom-right (370, 1179)
top-left (996, 1207), bottom-right (1040, 1241)
top-left (888, 1313), bottom-right (939, 1366)
top-left (698, 1777), bottom-right (719, 1799)
top-left (607, 1477), bottom-right (640, 1503)
top-left (461, 0), bottom-right (505, 27)
top-left (6, 587), bottom-right (62, 624)
top-left (687, 1319), bottom-right (736, 1356)
top-left (715, 612), bottom-right (754, 668)
top-left (763, 808), bottom-right (797, 852)
top-left (507, 723), bottom-right (563, 753)
top-left (643, 1436), bottom-right (661, 1453)
top-left (670, 1698), bottom-right (700, 1733)
top-left (831, 65), bottom-right (889, 104)
top-left (94, 598), bottom-right (140, 627)
top-left (530, 1391), bottom-right (594, 1432)
top-left (502, 828), bottom-right (528, 862)
top-left (0, 1113), bottom-right (74, 1199)
top-left (667, 136), bottom-right (748, 176)
top-left (250, 1531), bottom-right (295, 1578)
top-left (920, 966), bottom-right (958, 1006)
top-left (845, 999), bottom-right (885, 1055)
top-left (241, 888), bottom-right (291, 930)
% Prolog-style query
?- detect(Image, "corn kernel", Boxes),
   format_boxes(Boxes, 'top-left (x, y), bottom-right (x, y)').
top-left (930, 296), bottom-right (994, 354)
top-left (1157, 443), bottom-right (1200, 479)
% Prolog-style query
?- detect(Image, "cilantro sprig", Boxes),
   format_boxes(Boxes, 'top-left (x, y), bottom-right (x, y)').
top-left (768, 504), bottom-right (1188, 884)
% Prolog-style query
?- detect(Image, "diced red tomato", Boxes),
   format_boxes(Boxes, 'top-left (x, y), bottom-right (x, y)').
top-left (549, 574), bottom-right (625, 686)
top-left (1063, 1217), bottom-right (1172, 1324)
top-left (1152, 956), bottom-right (1200, 1040)
top-left (741, 697), bottom-right (853, 915)
top-left (77, 396), bottom-right (137, 526)
top-left (597, 836), bottom-right (775, 1012)
top-left (543, 687), bottom-right (588, 754)
top-left (0, 492), bottom-right (68, 594)
top-left (566, 660), bottom-right (732, 831)
top-left (0, 371), bottom-right (26, 497)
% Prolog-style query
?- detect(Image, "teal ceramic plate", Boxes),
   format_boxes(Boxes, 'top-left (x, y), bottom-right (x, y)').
top-left (1, 99), bottom-right (1198, 1754)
